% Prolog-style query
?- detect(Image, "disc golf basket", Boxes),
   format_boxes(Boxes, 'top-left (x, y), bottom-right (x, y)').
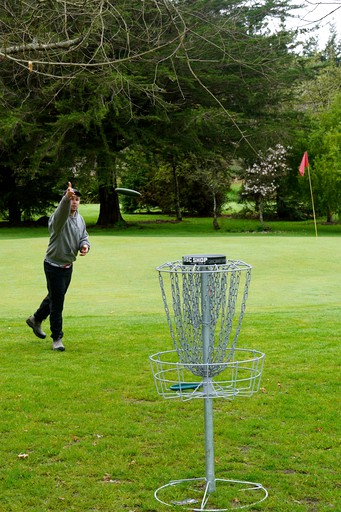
top-left (149, 254), bottom-right (267, 511)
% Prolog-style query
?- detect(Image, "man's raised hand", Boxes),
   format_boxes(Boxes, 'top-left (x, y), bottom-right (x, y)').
top-left (66, 181), bottom-right (74, 199)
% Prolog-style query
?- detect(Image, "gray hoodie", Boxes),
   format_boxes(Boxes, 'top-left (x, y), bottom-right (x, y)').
top-left (45, 196), bottom-right (90, 266)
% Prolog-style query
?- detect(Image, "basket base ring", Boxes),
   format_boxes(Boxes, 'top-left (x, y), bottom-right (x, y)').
top-left (154, 476), bottom-right (268, 511)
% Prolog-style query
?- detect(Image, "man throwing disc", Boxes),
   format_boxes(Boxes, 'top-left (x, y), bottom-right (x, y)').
top-left (26, 182), bottom-right (90, 351)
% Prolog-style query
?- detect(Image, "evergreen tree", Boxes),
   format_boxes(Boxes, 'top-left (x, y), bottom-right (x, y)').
top-left (1, 0), bottom-right (302, 224)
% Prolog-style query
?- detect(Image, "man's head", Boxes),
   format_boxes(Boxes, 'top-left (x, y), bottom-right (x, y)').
top-left (70, 194), bottom-right (80, 215)
top-left (63, 185), bottom-right (81, 215)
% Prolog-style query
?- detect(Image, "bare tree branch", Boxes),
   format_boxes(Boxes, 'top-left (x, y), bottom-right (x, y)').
top-left (0, 37), bottom-right (83, 56)
top-left (0, 0), bottom-right (304, 156)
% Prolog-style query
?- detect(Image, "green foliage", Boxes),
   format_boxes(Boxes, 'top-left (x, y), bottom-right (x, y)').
top-left (308, 94), bottom-right (341, 220)
top-left (283, 36), bottom-right (341, 222)
top-left (295, 79), bottom-right (341, 223)
top-left (297, 65), bottom-right (341, 114)
top-left (0, 0), bottom-right (315, 225)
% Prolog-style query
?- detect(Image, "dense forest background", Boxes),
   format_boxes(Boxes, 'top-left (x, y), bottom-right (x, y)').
top-left (1, 0), bottom-right (340, 227)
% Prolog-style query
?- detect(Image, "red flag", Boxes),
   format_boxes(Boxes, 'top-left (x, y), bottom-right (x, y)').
top-left (299, 151), bottom-right (309, 176)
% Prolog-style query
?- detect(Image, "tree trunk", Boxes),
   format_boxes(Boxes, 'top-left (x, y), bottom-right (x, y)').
top-left (212, 191), bottom-right (220, 230)
top-left (97, 185), bottom-right (124, 226)
top-left (326, 208), bottom-right (333, 223)
top-left (259, 199), bottom-right (264, 226)
top-left (8, 200), bottom-right (22, 225)
top-left (171, 160), bottom-right (182, 222)
top-left (95, 154), bottom-right (125, 227)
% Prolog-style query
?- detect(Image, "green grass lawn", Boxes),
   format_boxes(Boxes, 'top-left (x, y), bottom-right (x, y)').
top-left (0, 218), bottom-right (340, 511)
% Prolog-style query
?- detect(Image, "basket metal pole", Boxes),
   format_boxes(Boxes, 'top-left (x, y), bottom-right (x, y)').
top-left (201, 271), bottom-right (216, 494)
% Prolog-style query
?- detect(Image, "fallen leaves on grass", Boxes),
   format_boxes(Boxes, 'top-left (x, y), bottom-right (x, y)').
top-left (102, 473), bottom-right (132, 484)
top-left (102, 474), bottom-right (121, 484)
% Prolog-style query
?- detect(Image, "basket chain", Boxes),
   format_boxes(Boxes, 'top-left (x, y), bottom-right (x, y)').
top-left (158, 266), bottom-right (252, 377)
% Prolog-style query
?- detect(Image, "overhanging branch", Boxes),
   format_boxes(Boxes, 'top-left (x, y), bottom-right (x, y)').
top-left (0, 36), bottom-right (83, 56)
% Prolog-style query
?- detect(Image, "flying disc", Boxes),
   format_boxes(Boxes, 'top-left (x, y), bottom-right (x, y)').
top-left (170, 382), bottom-right (202, 391)
top-left (115, 188), bottom-right (141, 197)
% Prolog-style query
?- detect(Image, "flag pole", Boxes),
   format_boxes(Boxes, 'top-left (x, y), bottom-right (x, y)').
top-left (307, 165), bottom-right (318, 237)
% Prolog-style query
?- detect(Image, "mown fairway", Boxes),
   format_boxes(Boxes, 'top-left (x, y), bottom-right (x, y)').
top-left (0, 227), bottom-right (339, 511)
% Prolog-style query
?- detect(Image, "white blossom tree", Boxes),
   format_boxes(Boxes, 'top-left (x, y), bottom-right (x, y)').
top-left (243, 144), bottom-right (291, 225)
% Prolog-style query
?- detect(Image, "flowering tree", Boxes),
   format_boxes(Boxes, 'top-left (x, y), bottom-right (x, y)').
top-left (243, 144), bottom-right (291, 225)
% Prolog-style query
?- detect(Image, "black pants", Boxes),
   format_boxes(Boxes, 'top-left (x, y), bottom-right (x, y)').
top-left (34, 261), bottom-right (73, 341)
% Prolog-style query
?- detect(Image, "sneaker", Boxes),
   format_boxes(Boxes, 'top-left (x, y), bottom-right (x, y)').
top-left (52, 338), bottom-right (65, 351)
top-left (26, 315), bottom-right (46, 339)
